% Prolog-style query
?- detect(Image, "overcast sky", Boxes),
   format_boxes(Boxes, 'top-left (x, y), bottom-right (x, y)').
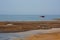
top-left (0, 0), bottom-right (60, 15)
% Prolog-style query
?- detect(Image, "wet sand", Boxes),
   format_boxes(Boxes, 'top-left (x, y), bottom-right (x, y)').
top-left (0, 28), bottom-right (60, 40)
top-left (0, 21), bottom-right (60, 33)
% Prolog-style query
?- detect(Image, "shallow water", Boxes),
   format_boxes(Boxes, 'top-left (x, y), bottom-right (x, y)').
top-left (0, 28), bottom-right (60, 40)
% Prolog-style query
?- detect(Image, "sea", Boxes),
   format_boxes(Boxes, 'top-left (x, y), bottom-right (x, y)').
top-left (0, 15), bottom-right (60, 21)
top-left (0, 15), bottom-right (60, 40)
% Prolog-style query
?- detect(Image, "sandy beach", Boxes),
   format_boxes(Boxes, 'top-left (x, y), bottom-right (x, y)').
top-left (26, 32), bottom-right (60, 40)
top-left (25, 28), bottom-right (60, 40)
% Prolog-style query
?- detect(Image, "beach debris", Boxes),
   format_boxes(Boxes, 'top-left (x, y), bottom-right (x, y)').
top-left (6, 24), bottom-right (13, 26)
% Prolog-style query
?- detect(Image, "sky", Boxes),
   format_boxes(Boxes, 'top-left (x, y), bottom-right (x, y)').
top-left (0, 0), bottom-right (60, 15)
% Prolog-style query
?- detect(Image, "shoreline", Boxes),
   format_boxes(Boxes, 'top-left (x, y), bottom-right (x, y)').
top-left (0, 20), bottom-right (59, 22)
top-left (0, 28), bottom-right (60, 40)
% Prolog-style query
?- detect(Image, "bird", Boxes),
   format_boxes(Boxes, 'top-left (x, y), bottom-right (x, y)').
top-left (40, 16), bottom-right (45, 18)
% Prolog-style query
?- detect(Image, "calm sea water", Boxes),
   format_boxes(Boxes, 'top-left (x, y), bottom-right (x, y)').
top-left (0, 15), bottom-right (60, 21)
